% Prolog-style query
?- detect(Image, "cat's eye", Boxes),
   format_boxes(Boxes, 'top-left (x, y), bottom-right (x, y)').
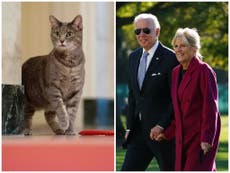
top-left (55, 32), bottom-right (59, 37)
top-left (66, 32), bottom-right (73, 38)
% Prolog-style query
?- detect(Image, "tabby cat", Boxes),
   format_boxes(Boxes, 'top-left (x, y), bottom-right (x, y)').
top-left (22, 15), bottom-right (85, 135)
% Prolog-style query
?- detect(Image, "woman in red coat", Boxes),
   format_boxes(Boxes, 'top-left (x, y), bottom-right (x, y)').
top-left (151, 28), bottom-right (221, 171)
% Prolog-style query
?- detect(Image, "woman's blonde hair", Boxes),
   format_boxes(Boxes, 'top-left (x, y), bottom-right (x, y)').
top-left (172, 28), bottom-right (202, 59)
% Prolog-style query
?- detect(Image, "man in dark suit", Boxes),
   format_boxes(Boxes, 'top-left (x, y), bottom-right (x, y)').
top-left (121, 13), bottom-right (178, 171)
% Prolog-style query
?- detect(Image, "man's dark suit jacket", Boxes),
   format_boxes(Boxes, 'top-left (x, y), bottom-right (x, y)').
top-left (127, 42), bottom-right (178, 139)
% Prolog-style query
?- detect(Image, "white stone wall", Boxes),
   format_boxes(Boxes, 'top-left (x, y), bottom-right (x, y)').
top-left (2, 3), bottom-right (21, 85)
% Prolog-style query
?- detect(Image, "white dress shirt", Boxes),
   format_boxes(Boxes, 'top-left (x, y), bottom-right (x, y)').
top-left (142, 40), bottom-right (159, 71)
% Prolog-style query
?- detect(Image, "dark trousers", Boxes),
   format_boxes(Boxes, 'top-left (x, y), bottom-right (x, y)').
top-left (121, 121), bottom-right (175, 171)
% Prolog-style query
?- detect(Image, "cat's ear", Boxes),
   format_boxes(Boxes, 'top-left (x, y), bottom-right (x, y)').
top-left (49, 15), bottom-right (61, 28)
top-left (71, 15), bottom-right (83, 31)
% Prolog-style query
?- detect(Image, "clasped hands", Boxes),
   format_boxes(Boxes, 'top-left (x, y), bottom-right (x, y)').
top-left (149, 125), bottom-right (166, 141)
top-left (149, 126), bottom-right (212, 155)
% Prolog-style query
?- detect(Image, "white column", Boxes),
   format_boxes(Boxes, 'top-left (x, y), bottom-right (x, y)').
top-left (2, 2), bottom-right (21, 85)
top-left (95, 2), bottom-right (114, 98)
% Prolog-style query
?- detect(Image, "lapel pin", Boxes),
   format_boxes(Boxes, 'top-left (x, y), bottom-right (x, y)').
top-left (156, 57), bottom-right (159, 60)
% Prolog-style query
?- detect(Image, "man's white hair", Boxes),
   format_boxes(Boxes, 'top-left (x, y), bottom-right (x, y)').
top-left (134, 13), bottom-right (160, 29)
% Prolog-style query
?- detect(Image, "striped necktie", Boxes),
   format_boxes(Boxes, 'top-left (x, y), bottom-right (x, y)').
top-left (138, 51), bottom-right (149, 89)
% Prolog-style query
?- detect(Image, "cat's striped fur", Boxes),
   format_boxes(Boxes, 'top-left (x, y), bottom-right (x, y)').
top-left (22, 15), bottom-right (85, 135)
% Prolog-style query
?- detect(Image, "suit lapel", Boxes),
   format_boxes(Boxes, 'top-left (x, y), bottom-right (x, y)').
top-left (141, 43), bottom-right (165, 90)
top-left (146, 44), bottom-right (164, 74)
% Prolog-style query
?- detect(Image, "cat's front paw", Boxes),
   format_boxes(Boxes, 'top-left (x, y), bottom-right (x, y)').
top-left (59, 119), bottom-right (69, 131)
top-left (54, 129), bottom-right (65, 135)
top-left (24, 128), bottom-right (32, 136)
top-left (65, 130), bottom-right (76, 135)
